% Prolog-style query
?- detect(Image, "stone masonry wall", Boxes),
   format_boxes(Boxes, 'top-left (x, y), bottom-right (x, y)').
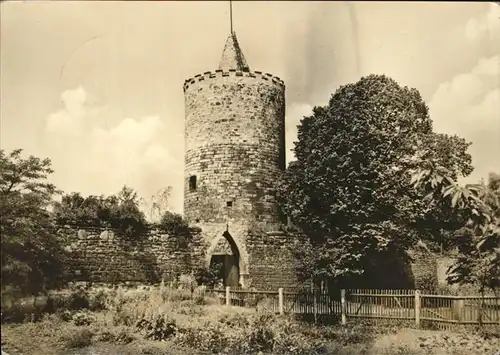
top-left (56, 225), bottom-right (301, 290)
top-left (56, 225), bottom-right (439, 291)
top-left (183, 70), bottom-right (286, 230)
top-left (246, 230), bottom-right (300, 291)
top-left (57, 226), bottom-right (206, 283)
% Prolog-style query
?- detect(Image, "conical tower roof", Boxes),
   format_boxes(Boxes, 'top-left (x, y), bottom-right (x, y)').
top-left (218, 32), bottom-right (250, 71)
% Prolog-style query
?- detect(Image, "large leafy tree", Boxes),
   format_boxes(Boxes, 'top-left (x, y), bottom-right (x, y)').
top-left (278, 74), bottom-right (473, 286)
top-left (0, 149), bottom-right (65, 293)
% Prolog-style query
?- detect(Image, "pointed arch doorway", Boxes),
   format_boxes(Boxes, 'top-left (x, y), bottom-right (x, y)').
top-left (207, 231), bottom-right (244, 288)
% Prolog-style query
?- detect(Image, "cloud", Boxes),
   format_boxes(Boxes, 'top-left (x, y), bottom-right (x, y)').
top-left (45, 86), bottom-right (183, 213)
top-left (46, 86), bottom-right (87, 134)
top-left (430, 54), bottom-right (499, 129)
top-left (429, 54), bottom-right (500, 182)
top-left (26, 3), bottom-right (500, 215)
top-left (465, 3), bottom-right (500, 42)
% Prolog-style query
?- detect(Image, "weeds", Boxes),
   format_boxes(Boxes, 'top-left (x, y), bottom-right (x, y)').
top-left (2, 283), bottom-right (498, 355)
top-left (62, 328), bottom-right (94, 349)
top-left (136, 314), bottom-right (178, 341)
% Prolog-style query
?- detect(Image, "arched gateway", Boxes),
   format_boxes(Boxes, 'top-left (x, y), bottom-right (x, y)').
top-left (205, 231), bottom-right (249, 287)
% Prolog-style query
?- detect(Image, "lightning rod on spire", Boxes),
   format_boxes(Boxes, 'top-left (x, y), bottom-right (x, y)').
top-left (230, 1), bottom-right (233, 34)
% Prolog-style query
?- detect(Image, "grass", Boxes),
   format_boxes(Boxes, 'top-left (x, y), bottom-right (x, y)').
top-left (2, 283), bottom-right (499, 355)
top-left (2, 320), bottom-right (203, 355)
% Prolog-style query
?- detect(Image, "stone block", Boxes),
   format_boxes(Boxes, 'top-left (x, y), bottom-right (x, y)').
top-left (78, 230), bottom-right (87, 239)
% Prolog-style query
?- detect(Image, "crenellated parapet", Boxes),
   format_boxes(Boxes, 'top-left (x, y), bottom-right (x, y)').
top-left (183, 69), bottom-right (285, 92)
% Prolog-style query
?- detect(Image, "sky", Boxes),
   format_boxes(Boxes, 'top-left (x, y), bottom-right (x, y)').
top-left (1, 1), bottom-right (499, 215)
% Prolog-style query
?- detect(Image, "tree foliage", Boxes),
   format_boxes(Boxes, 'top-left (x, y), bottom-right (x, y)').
top-left (140, 187), bottom-right (173, 223)
top-left (277, 74), bottom-right (473, 285)
top-left (53, 186), bottom-right (193, 241)
top-left (53, 186), bottom-right (148, 238)
top-left (158, 211), bottom-right (189, 236)
top-left (483, 172), bottom-right (500, 219)
top-left (0, 149), bottom-right (66, 293)
top-left (403, 133), bottom-right (474, 253)
top-left (412, 165), bottom-right (500, 293)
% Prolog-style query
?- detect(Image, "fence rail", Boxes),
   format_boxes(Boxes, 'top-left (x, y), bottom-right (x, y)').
top-left (203, 287), bottom-right (500, 330)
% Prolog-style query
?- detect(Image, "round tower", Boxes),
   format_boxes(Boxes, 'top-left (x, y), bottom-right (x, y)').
top-left (183, 32), bottom-right (286, 230)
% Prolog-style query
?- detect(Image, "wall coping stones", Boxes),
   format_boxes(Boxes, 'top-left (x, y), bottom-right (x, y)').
top-left (183, 70), bottom-right (285, 92)
top-left (266, 231), bottom-right (286, 236)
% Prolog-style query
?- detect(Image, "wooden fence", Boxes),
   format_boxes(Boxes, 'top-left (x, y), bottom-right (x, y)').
top-left (203, 287), bottom-right (500, 330)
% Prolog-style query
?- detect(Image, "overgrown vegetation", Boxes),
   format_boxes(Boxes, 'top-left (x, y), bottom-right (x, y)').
top-left (4, 283), bottom-right (496, 355)
top-left (52, 187), bottom-right (192, 240)
top-left (193, 259), bottom-right (225, 288)
top-left (52, 189), bottom-right (192, 239)
top-left (53, 187), bottom-right (149, 238)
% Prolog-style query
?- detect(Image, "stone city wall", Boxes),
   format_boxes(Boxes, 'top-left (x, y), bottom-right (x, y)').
top-left (56, 225), bottom-right (301, 290)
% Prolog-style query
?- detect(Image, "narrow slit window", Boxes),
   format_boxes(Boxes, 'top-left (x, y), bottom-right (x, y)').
top-left (226, 201), bottom-right (233, 207)
top-left (189, 175), bottom-right (197, 191)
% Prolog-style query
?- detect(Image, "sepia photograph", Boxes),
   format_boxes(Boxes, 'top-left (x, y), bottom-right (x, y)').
top-left (1, 1), bottom-right (499, 354)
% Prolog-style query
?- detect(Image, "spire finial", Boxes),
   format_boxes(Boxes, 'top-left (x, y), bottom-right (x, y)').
top-left (230, 1), bottom-right (233, 34)
top-left (218, 1), bottom-right (249, 71)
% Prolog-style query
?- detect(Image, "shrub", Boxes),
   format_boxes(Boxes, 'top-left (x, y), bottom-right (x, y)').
top-left (248, 324), bottom-right (275, 352)
top-left (62, 328), bottom-right (94, 349)
top-left (97, 327), bottom-right (136, 344)
top-left (193, 292), bottom-right (207, 305)
top-left (415, 273), bottom-right (438, 294)
top-left (194, 262), bottom-right (223, 287)
top-left (158, 211), bottom-right (188, 233)
top-left (380, 345), bottom-right (424, 355)
top-left (174, 323), bottom-right (233, 354)
top-left (178, 274), bottom-right (197, 291)
top-left (46, 287), bottom-right (90, 313)
top-left (136, 313), bottom-right (178, 341)
top-left (71, 311), bottom-right (95, 326)
top-left (219, 312), bottom-right (250, 328)
top-left (68, 288), bottom-right (90, 310)
top-left (475, 326), bottom-right (500, 340)
top-left (89, 289), bottom-right (108, 311)
top-left (136, 343), bottom-right (180, 355)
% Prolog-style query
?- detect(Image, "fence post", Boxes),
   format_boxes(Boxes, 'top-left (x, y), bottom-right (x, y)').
top-left (341, 289), bottom-right (346, 325)
top-left (415, 290), bottom-right (421, 328)
top-left (313, 288), bottom-right (318, 324)
top-left (225, 286), bottom-right (230, 306)
top-left (278, 288), bottom-right (284, 315)
top-left (453, 298), bottom-right (464, 322)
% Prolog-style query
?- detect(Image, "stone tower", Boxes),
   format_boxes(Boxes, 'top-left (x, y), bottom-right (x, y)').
top-left (183, 31), bottom-right (288, 288)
